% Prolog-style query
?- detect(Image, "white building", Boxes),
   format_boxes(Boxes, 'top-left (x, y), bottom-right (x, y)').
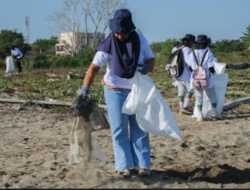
top-left (55, 32), bottom-right (105, 55)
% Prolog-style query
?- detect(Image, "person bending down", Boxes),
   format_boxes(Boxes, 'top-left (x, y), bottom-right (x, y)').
top-left (74, 9), bottom-right (155, 178)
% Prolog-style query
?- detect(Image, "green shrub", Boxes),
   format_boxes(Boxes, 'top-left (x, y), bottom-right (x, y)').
top-left (50, 55), bottom-right (79, 68)
top-left (215, 50), bottom-right (250, 63)
top-left (75, 48), bottom-right (95, 68)
top-left (0, 58), bottom-right (5, 69)
top-left (33, 55), bottom-right (51, 68)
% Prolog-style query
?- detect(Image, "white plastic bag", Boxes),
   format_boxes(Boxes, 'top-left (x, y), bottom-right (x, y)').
top-left (122, 71), bottom-right (182, 140)
top-left (6, 56), bottom-right (16, 73)
top-left (193, 61), bottom-right (228, 118)
top-left (193, 73), bottom-right (228, 118)
top-left (214, 61), bottom-right (226, 74)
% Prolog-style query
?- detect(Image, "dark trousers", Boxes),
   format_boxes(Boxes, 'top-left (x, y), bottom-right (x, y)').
top-left (16, 58), bottom-right (22, 72)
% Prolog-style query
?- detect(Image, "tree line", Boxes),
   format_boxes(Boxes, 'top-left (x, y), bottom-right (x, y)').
top-left (151, 25), bottom-right (250, 64)
top-left (1, 25), bottom-right (250, 70)
top-left (0, 0), bottom-right (128, 69)
top-left (0, 0), bottom-right (250, 70)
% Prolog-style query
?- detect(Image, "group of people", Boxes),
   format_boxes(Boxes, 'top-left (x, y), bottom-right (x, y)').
top-left (73, 8), bottom-right (222, 178)
top-left (171, 34), bottom-right (222, 122)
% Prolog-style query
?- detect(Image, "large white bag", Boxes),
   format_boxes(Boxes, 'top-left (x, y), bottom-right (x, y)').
top-left (193, 62), bottom-right (228, 118)
top-left (214, 61), bottom-right (226, 74)
top-left (193, 73), bottom-right (228, 118)
top-left (6, 56), bottom-right (16, 73)
top-left (122, 71), bottom-right (182, 140)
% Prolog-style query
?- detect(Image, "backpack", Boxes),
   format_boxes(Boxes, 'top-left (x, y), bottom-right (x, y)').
top-left (192, 50), bottom-right (209, 89)
top-left (165, 48), bottom-right (184, 78)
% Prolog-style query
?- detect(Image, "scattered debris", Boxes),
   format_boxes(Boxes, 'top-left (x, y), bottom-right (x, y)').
top-left (226, 62), bottom-right (250, 69)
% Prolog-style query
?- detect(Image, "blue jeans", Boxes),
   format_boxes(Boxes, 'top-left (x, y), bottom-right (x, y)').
top-left (104, 84), bottom-right (151, 171)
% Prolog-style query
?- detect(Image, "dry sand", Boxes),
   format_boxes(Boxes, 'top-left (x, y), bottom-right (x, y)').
top-left (0, 100), bottom-right (250, 189)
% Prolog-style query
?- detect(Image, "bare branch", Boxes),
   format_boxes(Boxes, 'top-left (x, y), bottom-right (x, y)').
top-left (85, 0), bottom-right (127, 48)
top-left (48, 0), bottom-right (81, 56)
top-left (48, 0), bottom-right (128, 52)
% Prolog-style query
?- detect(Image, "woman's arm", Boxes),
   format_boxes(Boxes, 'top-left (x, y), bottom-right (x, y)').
top-left (83, 63), bottom-right (101, 87)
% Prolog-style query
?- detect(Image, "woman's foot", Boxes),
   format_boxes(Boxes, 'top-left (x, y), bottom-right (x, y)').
top-left (197, 111), bottom-right (204, 122)
top-left (138, 168), bottom-right (150, 177)
top-left (117, 169), bottom-right (130, 178)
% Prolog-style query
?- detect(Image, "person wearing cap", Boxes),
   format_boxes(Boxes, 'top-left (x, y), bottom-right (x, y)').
top-left (10, 45), bottom-right (24, 73)
top-left (189, 34), bottom-right (222, 121)
top-left (174, 34), bottom-right (195, 115)
top-left (75, 9), bottom-right (155, 177)
top-left (171, 41), bottom-right (180, 53)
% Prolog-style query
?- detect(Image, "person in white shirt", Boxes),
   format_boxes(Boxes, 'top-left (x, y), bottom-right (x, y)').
top-left (10, 46), bottom-right (24, 73)
top-left (189, 35), bottom-right (221, 121)
top-left (175, 34), bottom-right (195, 115)
top-left (74, 9), bottom-right (155, 178)
top-left (171, 41), bottom-right (180, 53)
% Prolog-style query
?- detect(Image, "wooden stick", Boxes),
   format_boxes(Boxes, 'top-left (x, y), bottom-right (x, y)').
top-left (1, 97), bottom-right (249, 111)
top-left (0, 98), bottom-right (107, 109)
top-left (223, 97), bottom-right (250, 111)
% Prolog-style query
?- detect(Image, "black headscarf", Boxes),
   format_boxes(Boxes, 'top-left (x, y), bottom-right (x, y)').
top-left (96, 31), bottom-right (140, 79)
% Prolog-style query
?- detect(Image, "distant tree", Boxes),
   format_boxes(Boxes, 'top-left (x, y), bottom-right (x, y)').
top-left (213, 39), bottom-right (245, 53)
top-left (150, 39), bottom-right (175, 64)
top-left (240, 24), bottom-right (250, 49)
top-left (0, 30), bottom-right (26, 59)
top-left (48, 0), bottom-right (127, 54)
top-left (75, 47), bottom-right (95, 67)
top-left (48, 0), bottom-right (82, 56)
top-left (33, 37), bottom-right (58, 55)
top-left (81, 0), bottom-right (127, 48)
top-left (230, 40), bottom-right (245, 51)
top-left (162, 39), bottom-right (176, 58)
top-left (151, 42), bottom-right (163, 54)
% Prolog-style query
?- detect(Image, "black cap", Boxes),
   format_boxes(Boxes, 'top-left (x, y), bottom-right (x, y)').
top-left (109, 9), bottom-right (136, 34)
top-left (181, 34), bottom-right (195, 42)
top-left (195, 35), bottom-right (208, 44)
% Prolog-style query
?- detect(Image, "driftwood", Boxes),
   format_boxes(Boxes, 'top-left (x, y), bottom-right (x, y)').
top-left (0, 98), bottom-right (72, 106)
top-left (67, 72), bottom-right (86, 80)
top-left (228, 81), bottom-right (250, 85)
top-left (0, 98), bottom-right (107, 109)
top-left (226, 62), bottom-right (250, 69)
top-left (223, 97), bottom-right (250, 111)
top-left (1, 97), bottom-right (250, 112)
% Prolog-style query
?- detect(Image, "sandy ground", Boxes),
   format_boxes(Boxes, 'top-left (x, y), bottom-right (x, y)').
top-left (0, 99), bottom-right (250, 189)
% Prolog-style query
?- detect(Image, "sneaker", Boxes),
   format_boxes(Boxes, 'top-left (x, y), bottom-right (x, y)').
top-left (197, 112), bottom-right (203, 122)
top-left (179, 108), bottom-right (192, 115)
top-left (197, 116), bottom-right (203, 122)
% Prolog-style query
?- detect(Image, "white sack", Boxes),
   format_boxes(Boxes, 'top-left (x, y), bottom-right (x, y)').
top-left (193, 61), bottom-right (228, 118)
top-left (6, 56), bottom-right (16, 73)
top-left (122, 71), bottom-right (182, 140)
top-left (214, 62), bottom-right (226, 74)
top-left (193, 73), bottom-right (228, 118)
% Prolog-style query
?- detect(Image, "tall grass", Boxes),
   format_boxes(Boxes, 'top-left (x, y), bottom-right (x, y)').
top-left (215, 50), bottom-right (250, 63)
